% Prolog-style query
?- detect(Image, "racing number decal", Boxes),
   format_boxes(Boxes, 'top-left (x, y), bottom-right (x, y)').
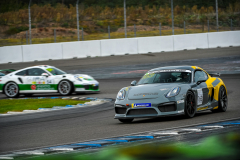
top-left (197, 89), bottom-right (203, 105)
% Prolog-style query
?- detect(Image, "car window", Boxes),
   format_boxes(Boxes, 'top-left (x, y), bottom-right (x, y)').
top-left (28, 68), bottom-right (47, 76)
top-left (194, 70), bottom-right (208, 82)
top-left (15, 70), bottom-right (27, 76)
top-left (46, 67), bottom-right (66, 75)
top-left (138, 70), bottom-right (191, 85)
top-left (0, 72), bottom-right (5, 76)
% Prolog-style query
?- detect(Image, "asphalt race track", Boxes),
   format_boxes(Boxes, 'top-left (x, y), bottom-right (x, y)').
top-left (0, 47), bottom-right (240, 153)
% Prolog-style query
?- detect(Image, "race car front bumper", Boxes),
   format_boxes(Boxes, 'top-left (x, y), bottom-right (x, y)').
top-left (114, 100), bottom-right (185, 119)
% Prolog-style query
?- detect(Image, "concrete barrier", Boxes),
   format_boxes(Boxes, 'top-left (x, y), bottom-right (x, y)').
top-left (62, 40), bottom-right (101, 59)
top-left (138, 36), bottom-right (174, 53)
top-left (22, 43), bottom-right (63, 62)
top-left (208, 31), bottom-right (240, 48)
top-left (0, 45), bottom-right (23, 64)
top-left (100, 38), bottom-right (138, 56)
top-left (173, 33), bottom-right (209, 51)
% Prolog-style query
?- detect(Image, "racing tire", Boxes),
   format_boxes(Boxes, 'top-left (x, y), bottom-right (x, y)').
top-left (217, 86), bottom-right (228, 112)
top-left (184, 91), bottom-right (196, 118)
top-left (4, 82), bottom-right (19, 98)
top-left (58, 80), bottom-right (73, 96)
top-left (118, 119), bottom-right (134, 123)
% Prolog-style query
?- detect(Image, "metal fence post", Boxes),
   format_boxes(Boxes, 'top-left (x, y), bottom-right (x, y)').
top-left (208, 20), bottom-right (210, 32)
top-left (76, 0), bottom-right (80, 41)
top-left (28, 0), bottom-right (32, 44)
top-left (26, 31), bottom-right (28, 44)
top-left (159, 23), bottom-right (161, 36)
top-left (82, 27), bottom-right (84, 41)
top-left (54, 29), bottom-right (56, 43)
top-left (231, 19), bottom-right (232, 31)
top-left (171, 0), bottom-right (174, 35)
top-left (134, 24), bottom-right (136, 37)
top-left (108, 25), bottom-right (110, 39)
top-left (216, 0), bottom-right (219, 32)
top-left (124, 0), bottom-right (127, 38)
top-left (184, 21), bottom-right (186, 34)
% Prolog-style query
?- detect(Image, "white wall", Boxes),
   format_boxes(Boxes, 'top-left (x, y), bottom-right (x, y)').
top-left (62, 40), bottom-right (101, 59)
top-left (22, 43), bottom-right (63, 62)
top-left (0, 31), bottom-right (240, 64)
top-left (0, 45), bottom-right (23, 64)
top-left (208, 31), bottom-right (240, 48)
top-left (138, 36), bottom-right (174, 53)
top-left (173, 33), bottom-right (209, 51)
top-left (100, 38), bottom-right (138, 56)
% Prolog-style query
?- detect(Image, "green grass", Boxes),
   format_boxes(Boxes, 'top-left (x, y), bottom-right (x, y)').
top-left (0, 99), bottom-right (90, 114)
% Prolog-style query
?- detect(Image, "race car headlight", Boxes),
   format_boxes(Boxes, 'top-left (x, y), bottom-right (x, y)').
top-left (166, 87), bottom-right (180, 98)
top-left (74, 76), bottom-right (82, 81)
top-left (117, 88), bottom-right (126, 100)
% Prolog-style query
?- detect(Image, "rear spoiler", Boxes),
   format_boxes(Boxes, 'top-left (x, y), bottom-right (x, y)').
top-left (209, 73), bottom-right (220, 77)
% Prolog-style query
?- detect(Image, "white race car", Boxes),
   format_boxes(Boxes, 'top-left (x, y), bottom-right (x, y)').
top-left (0, 65), bottom-right (99, 98)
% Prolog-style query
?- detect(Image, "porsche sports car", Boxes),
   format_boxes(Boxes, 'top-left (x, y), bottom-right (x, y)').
top-left (0, 65), bottom-right (99, 98)
top-left (114, 66), bottom-right (228, 123)
top-left (0, 69), bottom-right (16, 78)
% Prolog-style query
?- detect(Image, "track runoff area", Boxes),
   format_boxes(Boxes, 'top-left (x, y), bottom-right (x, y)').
top-left (0, 47), bottom-right (240, 158)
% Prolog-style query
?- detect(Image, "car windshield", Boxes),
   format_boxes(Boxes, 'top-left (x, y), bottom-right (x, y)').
top-left (46, 67), bottom-right (66, 75)
top-left (138, 70), bottom-right (192, 85)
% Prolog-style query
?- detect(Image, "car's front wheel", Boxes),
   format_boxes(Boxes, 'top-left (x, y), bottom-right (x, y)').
top-left (118, 119), bottom-right (134, 123)
top-left (4, 82), bottom-right (19, 98)
top-left (58, 80), bottom-right (73, 96)
top-left (184, 91), bottom-right (196, 118)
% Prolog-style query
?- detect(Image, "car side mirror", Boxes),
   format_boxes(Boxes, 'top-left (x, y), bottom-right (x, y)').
top-left (196, 77), bottom-right (206, 85)
top-left (41, 73), bottom-right (49, 77)
top-left (131, 80), bottom-right (137, 86)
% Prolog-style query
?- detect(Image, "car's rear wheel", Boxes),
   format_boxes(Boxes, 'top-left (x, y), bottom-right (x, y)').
top-left (58, 80), bottom-right (73, 96)
top-left (184, 91), bottom-right (196, 118)
top-left (211, 86), bottom-right (228, 113)
top-left (4, 82), bottom-right (19, 98)
top-left (118, 119), bottom-right (134, 123)
top-left (218, 86), bottom-right (228, 112)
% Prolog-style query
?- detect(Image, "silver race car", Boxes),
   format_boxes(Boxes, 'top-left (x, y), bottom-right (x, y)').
top-left (0, 65), bottom-right (99, 98)
top-left (114, 66), bottom-right (228, 123)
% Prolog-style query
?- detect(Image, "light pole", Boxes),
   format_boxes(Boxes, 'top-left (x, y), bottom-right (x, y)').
top-left (28, 0), bottom-right (32, 44)
top-left (76, 0), bottom-right (80, 41)
top-left (124, 0), bottom-right (127, 38)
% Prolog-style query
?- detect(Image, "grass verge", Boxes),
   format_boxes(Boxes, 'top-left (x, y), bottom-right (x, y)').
top-left (0, 99), bottom-right (90, 114)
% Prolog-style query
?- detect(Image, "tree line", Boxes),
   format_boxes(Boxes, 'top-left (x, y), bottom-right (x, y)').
top-left (0, 0), bottom-right (239, 13)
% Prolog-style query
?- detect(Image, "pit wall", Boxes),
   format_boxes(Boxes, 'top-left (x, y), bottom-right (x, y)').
top-left (0, 31), bottom-right (240, 64)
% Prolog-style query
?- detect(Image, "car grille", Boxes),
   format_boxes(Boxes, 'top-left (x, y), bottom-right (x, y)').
top-left (115, 107), bottom-right (127, 114)
top-left (127, 108), bottom-right (157, 115)
top-left (84, 85), bottom-right (99, 90)
top-left (158, 102), bottom-right (176, 112)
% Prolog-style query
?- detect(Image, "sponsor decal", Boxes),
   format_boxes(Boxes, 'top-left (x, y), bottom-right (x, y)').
top-left (197, 89), bottom-right (203, 105)
top-left (76, 88), bottom-right (85, 91)
top-left (31, 85), bottom-right (36, 90)
top-left (177, 100), bottom-right (184, 104)
top-left (134, 93), bottom-right (158, 96)
top-left (132, 103), bottom-right (151, 108)
top-left (197, 106), bottom-right (208, 111)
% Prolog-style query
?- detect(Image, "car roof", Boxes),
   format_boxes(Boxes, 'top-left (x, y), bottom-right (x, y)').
top-left (149, 66), bottom-right (201, 72)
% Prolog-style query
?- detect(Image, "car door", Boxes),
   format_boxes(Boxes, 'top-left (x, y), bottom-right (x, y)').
top-left (21, 68), bottom-right (56, 92)
top-left (193, 70), bottom-right (209, 107)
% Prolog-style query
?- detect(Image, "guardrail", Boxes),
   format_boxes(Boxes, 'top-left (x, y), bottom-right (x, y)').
top-left (0, 31), bottom-right (239, 64)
